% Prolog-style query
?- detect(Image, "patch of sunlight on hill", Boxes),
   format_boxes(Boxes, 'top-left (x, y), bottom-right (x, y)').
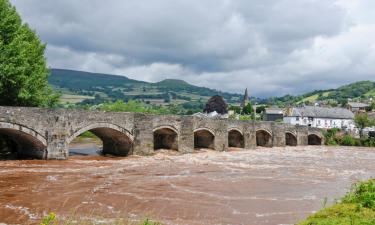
top-left (298, 91), bottom-right (331, 104)
top-left (60, 94), bottom-right (94, 104)
top-left (365, 89), bottom-right (375, 97)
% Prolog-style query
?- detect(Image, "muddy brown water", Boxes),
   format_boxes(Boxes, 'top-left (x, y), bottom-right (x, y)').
top-left (0, 144), bottom-right (374, 225)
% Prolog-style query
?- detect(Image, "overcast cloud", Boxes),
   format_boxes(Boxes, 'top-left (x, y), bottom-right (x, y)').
top-left (10, 0), bottom-right (375, 97)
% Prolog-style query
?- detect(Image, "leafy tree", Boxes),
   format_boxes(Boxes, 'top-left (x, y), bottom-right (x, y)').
top-left (203, 95), bottom-right (228, 114)
top-left (355, 113), bottom-right (375, 138)
top-left (242, 102), bottom-right (254, 115)
top-left (229, 105), bottom-right (241, 114)
top-left (0, 0), bottom-right (59, 107)
top-left (256, 105), bottom-right (266, 114)
top-left (368, 101), bottom-right (375, 112)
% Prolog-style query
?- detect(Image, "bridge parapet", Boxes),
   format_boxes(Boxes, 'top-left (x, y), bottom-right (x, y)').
top-left (0, 107), bottom-right (325, 159)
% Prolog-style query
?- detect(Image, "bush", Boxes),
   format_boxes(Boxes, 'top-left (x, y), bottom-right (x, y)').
top-left (343, 179), bottom-right (375, 209)
top-left (341, 135), bottom-right (356, 146)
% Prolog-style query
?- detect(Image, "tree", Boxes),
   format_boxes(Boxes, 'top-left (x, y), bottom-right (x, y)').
top-left (242, 102), bottom-right (254, 115)
top-left (203, 95), bottom-right (228, 114)
top-left (355, 113), bottom-right (374, 138)
top-left (256, 105), bottom-right (266, 114)
top-left (0, 0), bottom-right (59, 107)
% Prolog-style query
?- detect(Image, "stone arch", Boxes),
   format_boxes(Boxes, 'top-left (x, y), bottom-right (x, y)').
top-left (0, 122), bottom-right (47, 159)
top-left (308, 133), bottom-right (323, 145)
top-left (256, 129), bottom-right (272, 147)
top-left (153, 126), bottom-right (178, 151)
top-left (228, 128), bottom-right (244, 148)
top-left (285, 132), bottom-right (297, 146)
top-left (194, 128), bottom-right (215, 150)
top-left (68, 123), bottom-right (134, 156)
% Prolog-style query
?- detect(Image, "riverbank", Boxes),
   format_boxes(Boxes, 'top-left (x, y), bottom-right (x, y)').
top-left (0, 146), bottom-right (374, 225)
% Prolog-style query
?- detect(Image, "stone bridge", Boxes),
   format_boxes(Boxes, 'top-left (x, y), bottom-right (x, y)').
top-left (0, 107), bottom-right (325, 160)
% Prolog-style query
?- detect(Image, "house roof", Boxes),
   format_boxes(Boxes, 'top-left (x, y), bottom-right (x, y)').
top-left (286, 106), bottom-right (354, 119)
top-left (265, 108), bottom-right (284, 115)
top-left (369, 112), bottom-right (375, 120)
top-left (348, 102), bottom-right (369, 108)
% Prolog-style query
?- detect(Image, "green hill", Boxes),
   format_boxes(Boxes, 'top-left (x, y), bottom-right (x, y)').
top-left (49, 69), bottom-right (242, 106)
top-left (49, 69), bottom-right (375, 108)
top-left (266, 81), bottom-right (375, 107)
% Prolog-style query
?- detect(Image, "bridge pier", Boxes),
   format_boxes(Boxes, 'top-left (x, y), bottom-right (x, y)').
top-left (133, 114), bottom-right (154, 156)
top-left (179, 117), bottom-right (194, 153)
top-left (47, 134), bottom-right (69, 160)
top-left (244, 122), bottom-right (256, 149)
top-left (296, 126), bottom-right (309, 146)
top-left (272, 123), bottom-right (286, 147)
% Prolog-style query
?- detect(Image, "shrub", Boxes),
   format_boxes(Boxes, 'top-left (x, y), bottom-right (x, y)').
top-left (341, 135), bottom-right (356, 146)
top-left (343, 179), bottom-right (375, 209)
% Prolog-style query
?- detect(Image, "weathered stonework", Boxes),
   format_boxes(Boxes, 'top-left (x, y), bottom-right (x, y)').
top-left (0, 107), bottom-right (325, 160)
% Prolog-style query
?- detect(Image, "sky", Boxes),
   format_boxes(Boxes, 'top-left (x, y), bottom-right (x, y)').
top-left (10, 0), bottom-right (375, 97)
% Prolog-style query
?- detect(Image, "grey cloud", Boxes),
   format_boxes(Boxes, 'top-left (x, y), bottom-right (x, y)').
top-left (10, 0), bottom-right (375, 97)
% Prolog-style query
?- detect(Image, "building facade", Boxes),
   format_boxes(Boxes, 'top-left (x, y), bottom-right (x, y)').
top-left (284, 106), bottom-right (355, 130)
top-left (263, 108), bottom-right (284, 121)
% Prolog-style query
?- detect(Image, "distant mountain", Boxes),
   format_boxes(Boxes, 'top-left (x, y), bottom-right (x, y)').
top-left (49, 69), bottom-right (243, 106)
top-left (49, 69), bottom-right (375, 108)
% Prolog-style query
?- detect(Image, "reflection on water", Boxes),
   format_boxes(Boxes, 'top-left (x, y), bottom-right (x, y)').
top-left (0, 144), bottom-right (375, 225)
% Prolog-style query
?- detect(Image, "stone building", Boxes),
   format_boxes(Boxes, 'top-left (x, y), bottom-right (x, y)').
top-left (263, 108), bottom-right (284, 121)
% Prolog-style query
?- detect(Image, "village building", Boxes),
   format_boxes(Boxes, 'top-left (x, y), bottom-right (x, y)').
top-left (284, 106), bottom-right (355, 130)
top-left (347, 102), bottom-right (369, 112)
top-left (263, 108), bottom-right (284, 121)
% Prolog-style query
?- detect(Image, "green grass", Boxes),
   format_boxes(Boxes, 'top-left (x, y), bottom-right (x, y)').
top-left (40, 213), bottom-right (161, 225)
top-left (365, 89), bottom-right (375, 97)
top-left (298, 179), bottom-right (375, 225)
top-left (298, 91), bottom-right (331, 104)
top-left (60, 94), bottom-right (94, 104)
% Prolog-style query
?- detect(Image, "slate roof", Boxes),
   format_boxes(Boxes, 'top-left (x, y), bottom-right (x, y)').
top-left (265, 108), bottom-right (284, 115)
top-left (348, 102), bottom-right (369, 108)
top-left (286, 106), bottom-right (354, 119)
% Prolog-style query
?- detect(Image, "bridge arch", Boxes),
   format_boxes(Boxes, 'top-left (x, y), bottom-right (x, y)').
top-left (153, 126), bottom-right (178, 151)
top-left (256, 129), bottom-right (272, 147)
top-left (285, 132), bottom-right (297, 146)
top-left (228, 128), bottom-right (244, 148)
top-left (0, 122), bottom-right (47, 159)
top-left (67, 123), bottom-right (134, 156)
top-left (308, 133), bottom-right (323, 145)
top-left (194, 128), bottom-right (215, 150)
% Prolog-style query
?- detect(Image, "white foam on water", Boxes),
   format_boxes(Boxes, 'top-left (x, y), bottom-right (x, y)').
top-left (4, 204), bottom-right (38, 220)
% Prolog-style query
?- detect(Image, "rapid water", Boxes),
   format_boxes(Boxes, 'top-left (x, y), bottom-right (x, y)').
top-left (0, 145), bottom-right (374, 225)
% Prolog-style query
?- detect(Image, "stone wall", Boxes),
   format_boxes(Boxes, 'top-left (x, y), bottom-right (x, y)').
top-left (0, 107), bottom-right (324, 160)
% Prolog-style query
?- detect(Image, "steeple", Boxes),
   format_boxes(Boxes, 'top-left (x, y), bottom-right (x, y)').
top-left (241, 88), bottom-right (249, 108)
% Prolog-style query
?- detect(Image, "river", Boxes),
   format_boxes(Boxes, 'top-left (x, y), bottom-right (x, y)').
top-left (0, 143), bottom-right (374, 225)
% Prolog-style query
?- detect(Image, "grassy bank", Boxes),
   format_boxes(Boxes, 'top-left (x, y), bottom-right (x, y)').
top-left (298, 179), bottom-right (375, 225)
top-left (40, 214), bottom-right (161, 225)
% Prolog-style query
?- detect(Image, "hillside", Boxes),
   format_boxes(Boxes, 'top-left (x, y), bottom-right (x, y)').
top-left (265, 81), bottom-right (375, 107)
top-left (49, 69), bottom-right (243, 106)
top-left (49, 69), bottom-right (375, 109)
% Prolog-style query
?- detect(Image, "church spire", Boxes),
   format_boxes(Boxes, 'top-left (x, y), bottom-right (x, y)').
top-left (241, 88), bottom-right (249, 108)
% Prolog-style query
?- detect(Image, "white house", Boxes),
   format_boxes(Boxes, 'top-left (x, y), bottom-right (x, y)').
top-left (284, 106), bottom-right (355, 130)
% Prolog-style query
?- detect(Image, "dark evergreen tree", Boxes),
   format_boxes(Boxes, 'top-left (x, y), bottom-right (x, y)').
top-left (0, 0), bottom-right (59, 106)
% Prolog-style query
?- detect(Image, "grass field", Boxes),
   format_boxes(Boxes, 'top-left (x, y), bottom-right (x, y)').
top-left (60, 94), bottom-right (94, 104)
